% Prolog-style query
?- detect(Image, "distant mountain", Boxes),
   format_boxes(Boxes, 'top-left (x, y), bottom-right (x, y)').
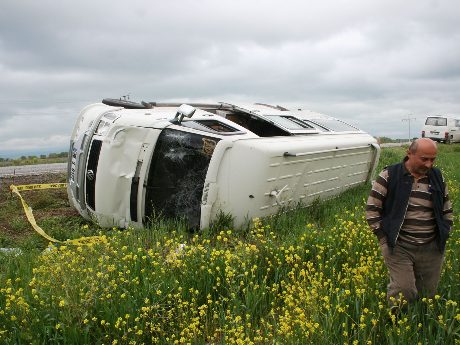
top-left (0, 147), bottom-right (68, 159)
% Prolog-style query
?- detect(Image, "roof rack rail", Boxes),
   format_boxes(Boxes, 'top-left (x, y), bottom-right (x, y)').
top-left (102, 98), bottom-right (290, 113)
top-left (102, 98), bottom-right (147, 109)
top-left (142, 101), bottom-right (233, 111)
top-left (102, 98), bottom-right (237, 111)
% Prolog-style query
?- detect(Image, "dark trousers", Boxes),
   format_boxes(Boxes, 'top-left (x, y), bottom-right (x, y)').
top-left (380, 239), bottom-right (444, 304)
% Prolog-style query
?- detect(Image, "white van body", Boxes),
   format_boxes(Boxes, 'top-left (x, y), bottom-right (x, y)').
top-left (67, 99), bottom-right (380, 229)
top-left (421, 116), bottom-right (460, 143)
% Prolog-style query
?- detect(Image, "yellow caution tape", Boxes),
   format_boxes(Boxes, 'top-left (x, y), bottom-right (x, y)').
top-left (15, 183), bottom-right (68, 191)
top-left (10, 184), bottom-right (107, 246)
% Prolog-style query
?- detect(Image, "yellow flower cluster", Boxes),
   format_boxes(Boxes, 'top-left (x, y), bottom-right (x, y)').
top-left (0, 201), bottom-right (458, 344)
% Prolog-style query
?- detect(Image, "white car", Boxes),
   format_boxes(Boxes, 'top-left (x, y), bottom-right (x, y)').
top-left (67, 99), bottom-right (380, 230)
top-left (421, 116), bottom-right (460, 143)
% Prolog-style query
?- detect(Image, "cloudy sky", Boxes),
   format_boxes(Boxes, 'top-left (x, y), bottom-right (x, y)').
top-left (1, 0), bottom-right (459, 157)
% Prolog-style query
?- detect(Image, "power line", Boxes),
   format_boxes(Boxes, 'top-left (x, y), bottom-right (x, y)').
top-left (402, 114), bottom-right (417, 142)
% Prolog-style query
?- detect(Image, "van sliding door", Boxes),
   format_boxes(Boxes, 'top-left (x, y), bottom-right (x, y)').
top-left (144, 128), bottom-right (220, 228)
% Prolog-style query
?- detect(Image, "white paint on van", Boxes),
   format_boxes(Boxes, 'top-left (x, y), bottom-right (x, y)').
top-left (421, 116), bottom-right (460, 143)
top-left (67, 101), bottom-right (380, 230)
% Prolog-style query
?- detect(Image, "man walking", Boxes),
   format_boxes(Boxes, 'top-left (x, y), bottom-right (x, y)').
top-left (366, 138), bottom-right (453, 309)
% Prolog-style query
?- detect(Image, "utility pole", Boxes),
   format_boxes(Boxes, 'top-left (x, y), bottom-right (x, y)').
top-left (402, 114), bottom-right (416, 143)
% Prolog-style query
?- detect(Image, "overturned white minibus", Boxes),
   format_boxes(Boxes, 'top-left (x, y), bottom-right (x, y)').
top-left (67, 99), bottom-right (380, 229)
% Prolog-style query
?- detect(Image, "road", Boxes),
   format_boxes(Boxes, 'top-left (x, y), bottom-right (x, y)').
top-left (380, 141), bottom-right (411, 147)
top-left (0, 162), bottom-right (67, 177)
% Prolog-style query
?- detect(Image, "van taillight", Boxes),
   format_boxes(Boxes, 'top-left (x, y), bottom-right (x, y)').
top-left (422, 131), bottom-right (425, 138)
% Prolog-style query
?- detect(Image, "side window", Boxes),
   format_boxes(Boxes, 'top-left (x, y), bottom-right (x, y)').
top-left (268, 116), bottom-right (315, 130)
top-left (182, 119), bottom-right (244, 135)
top-left (224, 112), bottom-right (290, 137)
top-left (308, 119), bottom-right (359, 132)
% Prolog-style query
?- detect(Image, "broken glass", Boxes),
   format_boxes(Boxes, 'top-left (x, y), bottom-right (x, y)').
top-left (144, 128), bottom-right (220, 228)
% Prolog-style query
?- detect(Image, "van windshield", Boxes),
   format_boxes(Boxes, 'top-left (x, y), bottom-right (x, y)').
top-left (144, 128), bottom-right (220, 228)
top-left (425, 117), bottom-right (447, 126)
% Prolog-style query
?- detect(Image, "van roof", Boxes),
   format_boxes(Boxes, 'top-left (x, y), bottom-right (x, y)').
top-left (100, 98), bottom-right (363, 135)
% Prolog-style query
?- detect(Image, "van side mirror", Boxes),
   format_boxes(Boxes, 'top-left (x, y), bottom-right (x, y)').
top-left (173, 104), bottom-right (196, 124)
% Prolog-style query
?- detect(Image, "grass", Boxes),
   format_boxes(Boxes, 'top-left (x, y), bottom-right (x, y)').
top-left (0, 173), bottom-right (97, 250)
top-left (0, 145), bottom-right (459, 344)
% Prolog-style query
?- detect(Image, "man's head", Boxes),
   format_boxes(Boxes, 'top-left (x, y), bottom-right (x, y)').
top-left (405, 138), bottom-right (437, 177)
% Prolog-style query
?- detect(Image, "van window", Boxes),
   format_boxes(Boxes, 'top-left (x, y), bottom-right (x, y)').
top-left (182, 119), bottom-right (243, 134)
top-left (425, 117), bottom-right (447, 126)
top-left (225, 112), bottom-right (290, 137)
top-left (308, 118), bottom-right (359, 132)
top-left (300, 120), bottom-right (330, 132)
top-left (144, 128), bottom-right (220, 228)
top-left (266, 115), bottom-right (314, 130)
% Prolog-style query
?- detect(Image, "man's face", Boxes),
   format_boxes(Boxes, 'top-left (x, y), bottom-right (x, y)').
top-left (406, 144), bottom-right (437, 176)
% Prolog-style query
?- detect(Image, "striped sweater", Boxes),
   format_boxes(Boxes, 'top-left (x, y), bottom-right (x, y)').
top-left (366, 166), bottom-right (453, 245)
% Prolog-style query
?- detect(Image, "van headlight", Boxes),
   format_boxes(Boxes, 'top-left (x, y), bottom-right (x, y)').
top-left (95, 113), bottom-right (119, 136)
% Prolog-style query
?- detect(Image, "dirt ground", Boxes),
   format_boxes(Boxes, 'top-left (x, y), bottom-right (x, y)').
top-left (0, 172), bottom-right (79, 244)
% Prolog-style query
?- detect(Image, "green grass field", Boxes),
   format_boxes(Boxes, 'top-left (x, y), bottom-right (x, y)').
top-left (0, 145), bottom-right (459, 344)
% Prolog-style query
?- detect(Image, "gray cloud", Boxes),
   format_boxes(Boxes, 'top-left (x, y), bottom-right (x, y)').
top-left (1, 0), bottom-right (460, 156)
